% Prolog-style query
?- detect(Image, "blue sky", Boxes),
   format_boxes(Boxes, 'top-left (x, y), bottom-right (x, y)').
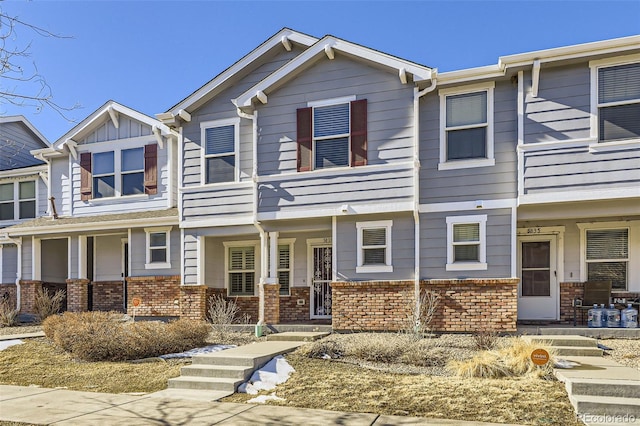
top-left (1, 1), bottom-right (638, 142)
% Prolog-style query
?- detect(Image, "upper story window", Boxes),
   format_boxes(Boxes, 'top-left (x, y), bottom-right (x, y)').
top-left (586, 228), bottom-right (628, 290)
top-left (446, 215), bottom-right (488, 271)
top-left (439, 83), bottom-right (495, 170)
top-left (80, 144), bottom-right (157, 201)
top-left (297, 97), bottom-right (367, 172)
top-left (201, 118), bottom-right (239, 185)
top-left (356, 220), bottom-right (393, 273)
top-left (0, 181), bottom-right (36, 221)
top-left (593, 60), bottom-right (640, 143)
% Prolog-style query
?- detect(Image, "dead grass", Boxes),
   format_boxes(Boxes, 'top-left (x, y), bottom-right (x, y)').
top-left (0, 338), bottom-right (183, 393)
top-left (223, 352), bottom-right (582, 425)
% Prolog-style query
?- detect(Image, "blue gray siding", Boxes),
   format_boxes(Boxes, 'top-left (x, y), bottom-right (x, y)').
top-left (21, 237), bottom-right (32, 280)
top-left (129, 228), bottom-right (180, 277)
top-left (1, 244), bottom-right (17, 284)
top-left (182, 183), bottom-right (253, 222)
top-left (420, 209), bottom-right (513, 279)
top-left (41, 238), bottom-right (68, 282)
top-left (0, 121), bottom-right (46, 170)
top-left (419, 79), bottom-right (518, 204)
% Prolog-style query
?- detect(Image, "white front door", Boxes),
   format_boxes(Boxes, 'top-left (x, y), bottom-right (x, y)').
top-left (517, 235), bottom-right (558, 320)
top-left (309, 244), bottom-right (332, 319)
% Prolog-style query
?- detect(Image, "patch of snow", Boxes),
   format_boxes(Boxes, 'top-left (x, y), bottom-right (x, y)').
top-left (238, 355), bottom-right (295, 395)
top-left (554, 358), bottom-right (580, 369)
top-left (247, 392), bottom-right (285, 404)
top-left (0, 339), bottom-right (23, 351)
top-left (159, 344), bottom-right (235, 359)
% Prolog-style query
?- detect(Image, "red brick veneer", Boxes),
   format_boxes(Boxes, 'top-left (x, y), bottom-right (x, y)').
top-left (126, 276), bottom-right (181, 317)
top-left (92, 281), bottom-right (124, 312)
top-left (280, 287), bottom-right (311, 322)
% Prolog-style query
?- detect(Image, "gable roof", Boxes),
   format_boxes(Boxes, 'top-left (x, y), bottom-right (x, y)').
top-left (52, 100), bottom-right (172, 151)
top-left (233, 35), bottom-right (434, 109)
top-left (164, 28), bottom-right (318, 116)
top-left (0, 116), bottom-right (49, 148)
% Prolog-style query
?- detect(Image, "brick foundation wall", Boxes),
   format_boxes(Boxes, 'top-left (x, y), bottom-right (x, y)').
top-left (0, 284), bottom-right (17, 310)
top-left (126, 276), bottom-right (180, 317)
top-left (92, 281), bottom-right (124, 312)
top-left (42, 282), bottom-right (67, 312)
top-left (424, 279), bottom-right (519, 332)
top-left (332, 279), bottom-right (519, 332)
top-left (180, 285), bottom-right (207, 320)
top-left (560, 282), bottom-right (640, 325)
top-left (206, 288), bottom-right (259, 323)
top-left (280, 287), bottom-right (311, 322)
top-left (19, 280), bottom-right (43, 314)
top-left (66, 279), bottom-right (89, 312)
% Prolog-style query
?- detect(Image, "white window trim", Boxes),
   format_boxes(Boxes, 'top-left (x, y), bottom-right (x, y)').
top-left (589, 53), bottom-right (640, 145)
top-left (446, 215), bottom-right (488, 271)
top-left (121, 147), bottom-right (145, 196)
top-left (438, 82), bottom-right (495, 171)
top-left (577, 220), bottom-right (637, 292)
top-left (0, 180), bottom-right (37, 222)
top-left (223, 240), bottom-right (259, 297)
top-left (356, 220), bottom-right (393, 273)
top-left (307, 95), bottom-right (356, 171)
top-left (276, 238), bottom-right (295, 296)
top-left (144, 226), bottom-right (171, 269)
top-left (200, 118), bottom-right (240, 186)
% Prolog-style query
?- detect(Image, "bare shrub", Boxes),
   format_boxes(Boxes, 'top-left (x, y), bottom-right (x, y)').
top-left (207, 294), bottom-right (251, 343)
top-left (472, 329), bottom-right (500, 351)
top-left (43, 311), bottom-right (210, 361)
top-left (34, 288), bottom-right (65, 323)
top-left (448, 351), bottom-right (511, 378)
top-left (298, 339), bottom-right (344, 359)
top-left (402, 289), bottom-right (440, 339)
top-left (0, 298), bottom-right (19, 327)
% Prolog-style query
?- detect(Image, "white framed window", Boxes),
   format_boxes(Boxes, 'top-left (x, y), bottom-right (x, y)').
top-left (446, 215), bottom-right (487, 271)
top-left (590, 55), bottom-right (640, 145)
top-left (584, 227), bottom-right (629, 291)
top-left (276, 239), bottom-right (295, 296)
top-left (224, 241), bottom-right (257, 296)
top-left (201, 118), bottom-right (239, 185)
top-left (309, 96), bottom-right (355, 170)
top-left (145, 226), bottom-right (171, 269)
top-left (93, 151), bottom-right (116, 198)
top-left (121, 147), bottom-right (144, 195)
top-left (356, 220), bottom-right (393, 273)
top-left (0, 180), bottom-right (36, 221)
top-left (439, 82), bottom-right (495, 170)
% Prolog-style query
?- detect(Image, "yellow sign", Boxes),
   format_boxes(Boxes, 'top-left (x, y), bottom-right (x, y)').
top-left (132, 297), bottom-right (141, 307)
top-left (531, 349), bottom-right (550, 366)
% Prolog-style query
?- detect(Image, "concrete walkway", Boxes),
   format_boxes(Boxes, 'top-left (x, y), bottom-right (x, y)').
top-left (0, 385), bottom-right (521, 426)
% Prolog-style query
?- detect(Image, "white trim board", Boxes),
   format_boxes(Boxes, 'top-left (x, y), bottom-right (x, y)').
top-left (419, 199), bottom-right (516, 214)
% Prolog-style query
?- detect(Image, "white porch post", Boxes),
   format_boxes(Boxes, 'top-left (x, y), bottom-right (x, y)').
top-left (267, 231), bottom-right (279, 284)
top-left (32, 237), bottom-right (41, 281)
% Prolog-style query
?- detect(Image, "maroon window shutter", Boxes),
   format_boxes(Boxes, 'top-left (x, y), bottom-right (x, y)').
top-left (144, 143), bottom-right (158, 195)
top-left (297, 107), bottom-right (312, 172)
top-left (80, 153), bottom-right (92, 201)
top-left (351, 99), bottom-right (368, 167)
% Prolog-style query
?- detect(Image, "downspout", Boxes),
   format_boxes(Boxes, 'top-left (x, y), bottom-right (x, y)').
top-left (8, 237), bottom-right (23, 312)
top-left (237, 107), bottom-right (266, 335)
top-left (413, 69), bottom-right (438, 328)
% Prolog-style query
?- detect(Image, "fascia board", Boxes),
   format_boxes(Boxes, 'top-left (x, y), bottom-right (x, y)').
top-left (167, 29), bottom-right (319, 115)
top-left (0, 164), bottom-right (47, 179)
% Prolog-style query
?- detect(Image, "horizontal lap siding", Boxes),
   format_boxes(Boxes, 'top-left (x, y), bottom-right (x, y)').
top-left (257, 54), bottom-right (414, 176)
top-left (182, 232), bottom-right (199, 285)
top-left (258, 166), bottom-right (413, 213)
top-left (21, 237), bottom-right (32, 280)
top-left (129, 228), bottom-right (180, 277)
top-left (420, 209), bottom-right (512, 279)
top-left (1, 245), bottom-right (17, 283)
top-left (419, 79), bottom-right (517, 204)
top-left (50, 158), bottom-right (71, 216)
top-left (524, 147), bottom-right (640, 193)
top-left (524, 65), bottom-right (591, 144)
top-left (182, 184), bottom-right (253, 220)
top-left (0, 121), bottom-right (47, 170)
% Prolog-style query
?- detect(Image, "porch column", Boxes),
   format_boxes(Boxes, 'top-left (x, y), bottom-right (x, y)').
top-left (66, 278), bottom-right (90, 312)
top-left (78, 235), bottom-right (87, 279)
top-left (263, 231), bottom-right (280, 324)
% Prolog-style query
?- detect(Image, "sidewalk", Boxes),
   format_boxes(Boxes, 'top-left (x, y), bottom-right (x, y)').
top-left (0, 385), bottom-right (521, 426)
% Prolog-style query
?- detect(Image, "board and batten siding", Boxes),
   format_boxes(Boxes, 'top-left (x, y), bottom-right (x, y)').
top-left (420, 209), bottom-right (513, 279)
top-left (129, 228), bottom-right (180, 277)
top-left (419, 78), bottom-right (518, 204)
top-left (336, 213), bottom-right (415, 282)
top-left (0, 121), bottom-right (46, 170)
top-left (1, 244), bottom-right (17, 284)
top-left (256, 54), bottom-right (415, 176)
top-left (79, 116), bottom-right (152, 144)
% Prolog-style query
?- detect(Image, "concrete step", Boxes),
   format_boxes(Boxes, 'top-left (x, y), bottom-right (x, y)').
top-left (523, 335), bottom-right (598, 348)
top-left (147, 388), bottom-right (233, 401)
top-left (553, 346), bottom-right (604, 357)
top-left (266, 331), bottom-right (329, 342)
top-left (565, 378), bottom-right (640, 399)
top-left (570, 394), bottom-right (640, 417)
top-left (167, 376), bottom-right (242, 392)
top-left (180, 364), bottom-right (253, 380)
top-left (191, 341), bottom-right (303, 368)
top-left (191, 353), bottom-right (275, 368)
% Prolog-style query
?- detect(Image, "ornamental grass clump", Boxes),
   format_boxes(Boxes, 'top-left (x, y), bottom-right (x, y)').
top-left (43, 311), bottom-right (209, 361)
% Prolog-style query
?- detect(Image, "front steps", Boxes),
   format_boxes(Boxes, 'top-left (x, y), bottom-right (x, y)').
top-left (523, 335), bottom-right (640, 424)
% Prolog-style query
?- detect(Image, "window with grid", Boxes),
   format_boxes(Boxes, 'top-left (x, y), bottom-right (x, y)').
top-left (93, 151), bottom-right (115, 198)
top-left (121, 148), bottom-right (144, 195)
top-left (0, 183), bottom-right (14, 220)
top-left (229, 246), bottom-right (255, 296)
top-left (313, 103), bottom-right (350, 169)
top-left (445, 91), bottom-right (488, 160)
top-left (0, 181), bottom-right (36, 221)
top-left (586, 229), bottom-right (628, 290)
top-left (597, 62), bottom-right (640, 143)
top-left (204, 125), bottom-right (235, 184)
top-left (278, 244), bottom-right (291, 296)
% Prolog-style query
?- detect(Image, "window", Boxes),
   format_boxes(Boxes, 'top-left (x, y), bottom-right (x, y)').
top-left (439, 83), bottom-right (495, 170)
top-left (201, 119), bottom-right (238, 184)
top-left (586, 228), bottom-right (628, 290)
top-left (446, 215), bottom-right (487, 271)
top-left (145, 227), bottom-right (171, 269)
top-left (0, 181), bottom-right (36, 221)
top-left (227, 246), bottom-right (256, 296)
top-left (356, 220), bottom-right (393, 273)
top-left (121, 148), bottom-right (144, 195)
top-left (277, 244), bottom-right (292, 296)
top-left (93, 151), bottom-right (115, 198)
top-left (593, 61), bottom-right (640, 143)
top-left (297, 97), bottom-right (367, 172)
